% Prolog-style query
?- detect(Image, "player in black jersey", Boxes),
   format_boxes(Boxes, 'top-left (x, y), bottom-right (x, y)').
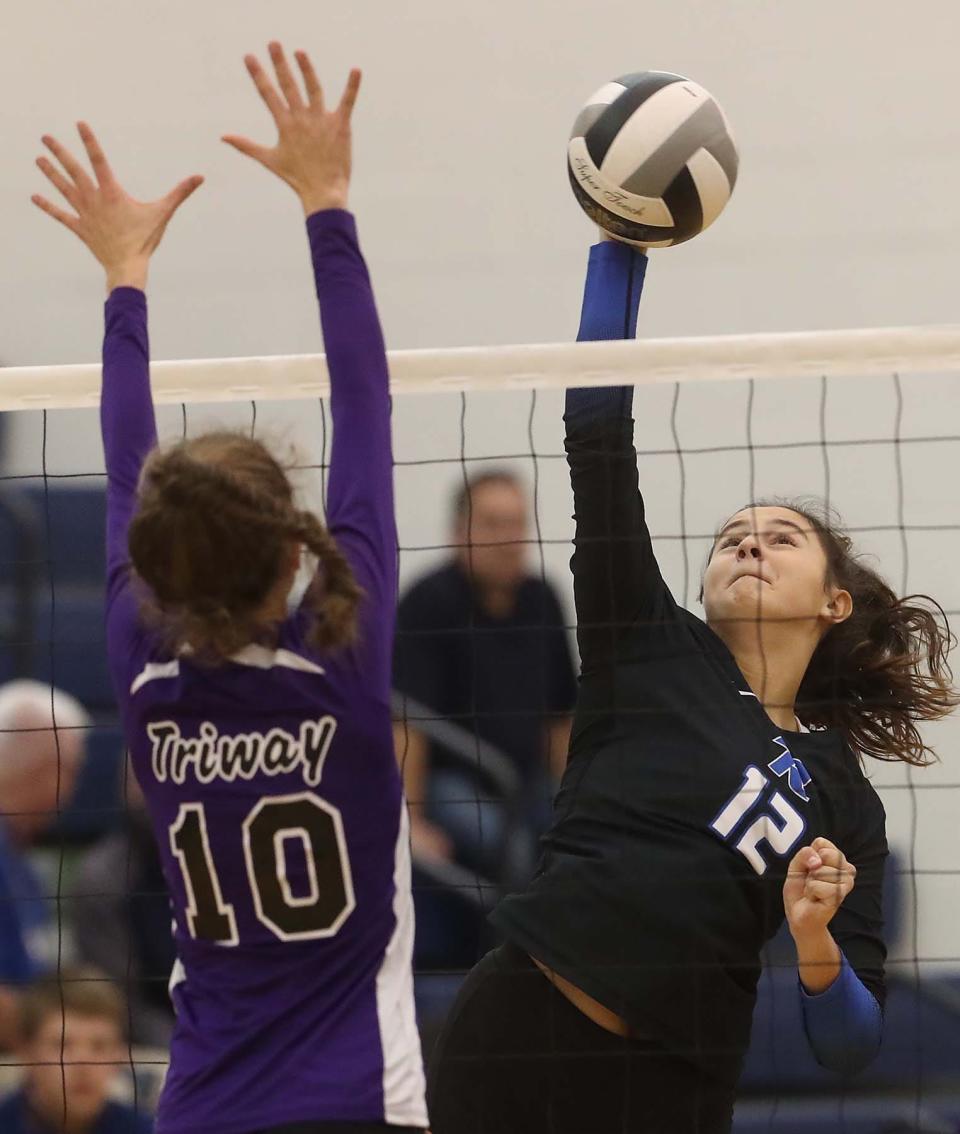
top-left (426, 237), bottom-right (958, 1134)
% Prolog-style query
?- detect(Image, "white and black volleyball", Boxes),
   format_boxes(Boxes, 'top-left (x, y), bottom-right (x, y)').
top-left (568, 71), bottom-right (739, 248)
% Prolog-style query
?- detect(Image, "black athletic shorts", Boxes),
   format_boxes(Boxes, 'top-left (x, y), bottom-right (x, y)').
top-left (427, 941), bottom-right (736, 1134)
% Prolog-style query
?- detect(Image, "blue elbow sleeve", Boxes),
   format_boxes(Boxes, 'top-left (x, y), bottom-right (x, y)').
top-left (800, 954), bottom-right (883, 1075)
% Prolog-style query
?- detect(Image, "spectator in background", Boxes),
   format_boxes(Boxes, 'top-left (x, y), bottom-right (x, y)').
top-left (0, 966), bottom-right (152, 1133)
top-left (0, 681), bottom-right (88, 1048)
top-left (394, 469), bottom-right (576, 876)
top-left (66, 761), bottom-right (175, 1049)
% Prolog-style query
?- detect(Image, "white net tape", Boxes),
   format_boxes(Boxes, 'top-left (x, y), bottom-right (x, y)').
top-left (2, 324), bottom-right (960, 410)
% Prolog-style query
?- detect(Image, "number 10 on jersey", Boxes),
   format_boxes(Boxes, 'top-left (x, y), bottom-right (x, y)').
top-left (170, 791), bottom-right (356, 944)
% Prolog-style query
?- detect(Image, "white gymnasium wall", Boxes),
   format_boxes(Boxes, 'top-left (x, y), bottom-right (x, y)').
top-left (2, 0), bottom-right (959, 971)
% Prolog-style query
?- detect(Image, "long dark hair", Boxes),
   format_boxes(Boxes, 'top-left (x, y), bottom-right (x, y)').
top-left (128, 432), bottom-right (361, 664)
top-left (711, 499), bottom-right (958, 767)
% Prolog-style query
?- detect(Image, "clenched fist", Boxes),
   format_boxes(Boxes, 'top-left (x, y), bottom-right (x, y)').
top-left (783, 836), bottom-right (856, 938)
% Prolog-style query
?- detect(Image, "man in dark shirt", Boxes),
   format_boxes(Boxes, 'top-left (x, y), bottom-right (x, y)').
top-left (394, 471), bottom-right (577, 874)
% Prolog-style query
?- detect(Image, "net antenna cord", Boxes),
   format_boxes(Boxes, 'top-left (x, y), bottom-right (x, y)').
top-left (2, 325), bottom-right (960, 411)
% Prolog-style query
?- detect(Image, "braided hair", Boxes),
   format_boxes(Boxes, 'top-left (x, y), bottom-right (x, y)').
top-left (128, 432), bottom-right (361, 663)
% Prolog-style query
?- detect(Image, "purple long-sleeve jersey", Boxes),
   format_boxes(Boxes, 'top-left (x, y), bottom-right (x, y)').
top-left (100, 211), bottom-right (427, 1134)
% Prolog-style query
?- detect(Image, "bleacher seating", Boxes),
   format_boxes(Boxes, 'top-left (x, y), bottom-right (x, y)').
top-left (733, 1095), bottom-right (960, 1133)
top-left (0, 483), bottom-right (121, 846)
top-left (19, 483), bottom-right (107, 586)
top-left (0, 589), bottom-right (113, 711)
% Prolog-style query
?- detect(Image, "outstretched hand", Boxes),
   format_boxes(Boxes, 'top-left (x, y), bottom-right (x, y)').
top-left (32, 123), bottom-right (203, 292)
top-left (223, 42), bottom-right (361, 215)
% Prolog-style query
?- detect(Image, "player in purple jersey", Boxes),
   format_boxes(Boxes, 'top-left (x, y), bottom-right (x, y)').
top-left (32, 43), bottom-right (428, 1134)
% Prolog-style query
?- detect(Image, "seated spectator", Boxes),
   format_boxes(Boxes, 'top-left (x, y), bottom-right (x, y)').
top-left (0, 966), bottom-right (152, 1133)
top-left (66, 762), bottom-right (175, 1049)
top-left (0, 682), bottom-right (89, 1048)
top-left (394, 470), bottom-right (576, 877)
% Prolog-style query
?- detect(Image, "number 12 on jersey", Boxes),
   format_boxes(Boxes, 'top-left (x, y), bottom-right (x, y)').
top-left (170, 791), bottom-right (356, 944)
top-left (710, 765), bottom-right (806, 876)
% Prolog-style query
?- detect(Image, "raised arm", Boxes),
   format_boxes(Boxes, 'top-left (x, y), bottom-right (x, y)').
top-left (224, 45), bottom-right (395, 688)
top-left (31, 124), bottom-right (203, 650)
top-left (100, 287), bottom-right (156, 608)
top-left (565, 238), bottom-right (675, 674)
top-left (308, 210), bottom-right (395, 645)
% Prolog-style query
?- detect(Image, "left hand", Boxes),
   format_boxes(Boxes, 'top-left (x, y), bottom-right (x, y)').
top-left (223, 42), bottom-right (361, 216)
top-left (783, 836), bottom-right (857, 940)
top-left (32, 122), bottom-right (204, 292)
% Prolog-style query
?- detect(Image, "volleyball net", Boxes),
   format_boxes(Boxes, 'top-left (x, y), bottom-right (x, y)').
top-left (0, 324), bottom-right (959, 1119)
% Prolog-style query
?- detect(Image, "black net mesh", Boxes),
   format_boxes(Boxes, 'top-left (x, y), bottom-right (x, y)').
top-left (0, 364), bottom-right (958, 1130)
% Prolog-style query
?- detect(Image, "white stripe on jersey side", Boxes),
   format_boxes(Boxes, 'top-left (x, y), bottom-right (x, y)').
top-left (169, 953), bottom-right (186, 998)
top-left (375, 805), bottom-right (428, 1128)
top-left (130, 646), bottom-right (324, 695)
top-left (599, 80), bottom-right (711, 188)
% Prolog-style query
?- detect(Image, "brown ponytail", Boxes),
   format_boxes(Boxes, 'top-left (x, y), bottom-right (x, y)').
top-left (754, 500), bottom-right (958, 766)
top-left (290, 510), bottom-right (363, 653)
top-left (128, 432), bottom-right (361, 664)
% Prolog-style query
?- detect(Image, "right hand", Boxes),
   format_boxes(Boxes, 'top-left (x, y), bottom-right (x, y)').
top-left (31, 122), bottom-right (203, 292)
top-left (223, 42), bottom-right (361, 216)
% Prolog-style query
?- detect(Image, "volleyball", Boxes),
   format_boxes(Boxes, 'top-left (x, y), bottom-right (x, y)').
top-left (567, 71), bottom-right (739, 248)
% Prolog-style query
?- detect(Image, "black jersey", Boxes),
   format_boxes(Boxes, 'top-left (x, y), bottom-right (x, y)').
top-left (491, 267), bottom-right (887, 1094)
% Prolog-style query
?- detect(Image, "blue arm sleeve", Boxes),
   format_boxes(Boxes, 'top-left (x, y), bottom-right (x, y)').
top-left (800, 952), bottom-right (883, 1075)
top-left (565, 239), bottom-right (646, 424)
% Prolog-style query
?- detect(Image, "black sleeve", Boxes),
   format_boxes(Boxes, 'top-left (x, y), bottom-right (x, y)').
top-left (565, 412), bottom-right (677, 676)
top-left (829, 782), bottom-right (888, 1009)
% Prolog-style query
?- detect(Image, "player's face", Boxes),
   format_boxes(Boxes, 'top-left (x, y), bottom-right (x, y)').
top-left (24, 1011), bottom-right (125, 1129)
top-left (455, 480), bottom-right (528, 590)
top-left (701, 506), bottom-right (844, 633)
